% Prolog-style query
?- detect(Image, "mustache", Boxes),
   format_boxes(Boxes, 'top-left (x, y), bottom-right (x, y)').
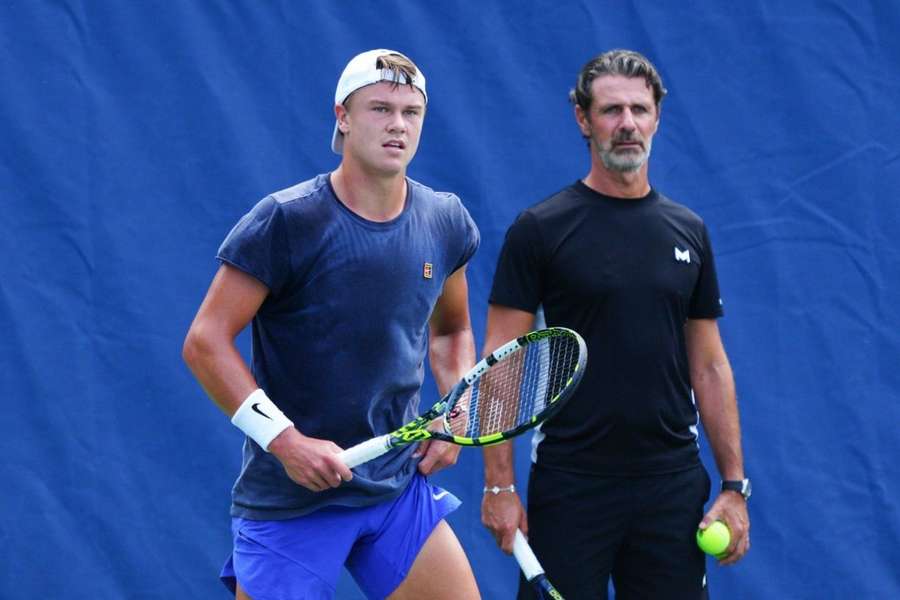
top-left (612, 132), bottom-right (644, 146)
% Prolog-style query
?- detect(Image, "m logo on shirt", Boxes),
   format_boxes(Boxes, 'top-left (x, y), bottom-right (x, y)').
top-left (423, 262), bottom-right (433, 279)
top-left (674, 247), bottom-right (691, 264)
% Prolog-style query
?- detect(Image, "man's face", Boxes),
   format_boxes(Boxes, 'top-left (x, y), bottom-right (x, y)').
top-left (576, 75), bottom-right (659, 173)
top-left (336, 81), bottom-right (426, 175)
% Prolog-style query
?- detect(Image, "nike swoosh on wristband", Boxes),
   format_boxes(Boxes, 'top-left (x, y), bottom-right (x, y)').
top-left (432, 490), bottom-right (450, 501)
top-left (251, 403), bottom-right (272, 420)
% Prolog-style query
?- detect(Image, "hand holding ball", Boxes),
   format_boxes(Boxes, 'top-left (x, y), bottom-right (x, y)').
top-left (696, 520), bottom-right (730, 557)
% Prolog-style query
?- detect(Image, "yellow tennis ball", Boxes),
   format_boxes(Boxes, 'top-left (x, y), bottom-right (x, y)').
top-left (696, 520), bottom-right (730, 556)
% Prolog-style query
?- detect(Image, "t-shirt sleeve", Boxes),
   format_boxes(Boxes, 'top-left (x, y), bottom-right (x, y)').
top-left (216, 196), bottom-right (292, 295)
top-left (488, 210), bottom-right (544, 313)
top-left (689, 224), bottom-right (725, 319)
top-left (451, 196), bottom-right (481, 272)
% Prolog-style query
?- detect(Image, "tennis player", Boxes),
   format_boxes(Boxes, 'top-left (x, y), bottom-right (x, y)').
top-left (183, 49), bottom-right (481, 600)
top-left (480, 49), bottom-right (750, 599)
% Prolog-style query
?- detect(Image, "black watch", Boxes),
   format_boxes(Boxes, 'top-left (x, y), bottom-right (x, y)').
top-left (721, 478), bottom-right (752, 500)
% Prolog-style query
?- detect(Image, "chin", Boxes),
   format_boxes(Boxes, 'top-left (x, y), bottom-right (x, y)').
top-left (372, 160), bottom-right (408, 177)
top-left (600, 148), bottom-right (650, 173)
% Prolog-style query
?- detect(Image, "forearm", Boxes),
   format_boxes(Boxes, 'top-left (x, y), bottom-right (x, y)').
top-left (694, 361), bottom-right (744, 480)
top-left (428, 327), bottom-right (476, 395)
top-left (483, 442), bottom-right (516, 486)
top-left (183, 326), bottom-right (258, 416)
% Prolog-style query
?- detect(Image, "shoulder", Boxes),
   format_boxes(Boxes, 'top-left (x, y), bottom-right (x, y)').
top-left (522, 183), bottom-right (586, 221)
top-left (654, 191), bottom-right (706, 228)
top-left (407, 177), bottom-right (465, 211)
top-left (508, 184), bottom-right (586, 235)
top-left (407, 177), bottom-right (476, 231)
top-left (266, 174), bottom-right (332, 211)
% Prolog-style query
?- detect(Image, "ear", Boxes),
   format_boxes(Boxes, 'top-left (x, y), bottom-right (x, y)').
top-left (335, 104), bottom-right (350, 134)
top-left (574, 104), bottom-right (591, 137)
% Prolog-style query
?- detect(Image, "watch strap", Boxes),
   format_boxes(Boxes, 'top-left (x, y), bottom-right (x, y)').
top-left (721, 478), bottom-right (751, 500)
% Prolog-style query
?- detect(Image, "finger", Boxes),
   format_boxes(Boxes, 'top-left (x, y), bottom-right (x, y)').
top-left (309, 470), bottom-right (333, 491)
top-left (501, 530), bottom-right (515, 554)
top-left (735, 532), bottom-right (750, 559)
top-left (417, 457), bottom-right (436, 475)
top-left (719, 537), bottom-right (747, 566)
top-left (698, 510), bottom-right (719, 529)
top-left (492, 532), bottom-right (505, 550)
top-left (417, 443), bottom-right (443, 474)
top-left (288, 469), bottom-right (322, 492)
top-left (303, 480), bottom-right (324, 493)
top-left (325, 454), bottom-right (354, 482)
top-left (412, 439), bottom-right (432, 458)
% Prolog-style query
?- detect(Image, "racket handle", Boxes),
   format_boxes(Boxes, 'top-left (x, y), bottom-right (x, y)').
top-left (514, 530), bottom-right (564, 599)
top-left (338, 434), bottom-right (393, 468)
top-left (513, 529), bottom-right (545, 581)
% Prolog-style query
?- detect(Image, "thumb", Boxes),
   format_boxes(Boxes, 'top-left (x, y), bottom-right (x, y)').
top-left (698, 511), bottom-right (717, 530)
top-left (412, 439), bottom-right (431, 458)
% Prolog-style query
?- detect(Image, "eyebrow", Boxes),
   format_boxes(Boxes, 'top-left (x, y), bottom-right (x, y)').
top-left (366, 98), bottom-right (425, 111)
top-left (595, 100), bottom-right (653, 114)
top-left (598, 99), bottom-right (652, 108)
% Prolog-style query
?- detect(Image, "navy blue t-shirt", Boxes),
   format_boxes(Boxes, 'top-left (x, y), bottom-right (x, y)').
top-left (218, 174), bottom-right (479, 519)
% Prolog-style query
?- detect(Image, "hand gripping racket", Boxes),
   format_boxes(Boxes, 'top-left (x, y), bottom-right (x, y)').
top-left (514, 529), bottom-right (564, 599)
top-left (338, 327), bottom-right (587, 468)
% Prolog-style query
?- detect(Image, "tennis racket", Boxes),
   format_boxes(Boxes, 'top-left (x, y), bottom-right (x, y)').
top-left (338, 327), bottom-right (587, 468)
top-left (514, 529), bottom-right (564, 600)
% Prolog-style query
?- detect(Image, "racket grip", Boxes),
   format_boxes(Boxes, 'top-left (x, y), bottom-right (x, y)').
top-left (513, 529), bottom-right (545, 581)
top-left (338, 434), bottom-right (393, 468)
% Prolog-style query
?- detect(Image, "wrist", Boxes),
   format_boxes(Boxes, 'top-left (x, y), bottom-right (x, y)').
top-left (267, 426), bottom-right (300, 457)
top-left (721, 477), bottom-right (752, 501)
top-left (483, 484), bottom-right (516, 495)
top-left (230, 389), bottom-right (294, 452)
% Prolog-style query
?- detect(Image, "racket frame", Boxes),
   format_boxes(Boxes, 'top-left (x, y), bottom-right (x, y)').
top-left (339, 327), bottom-right (586, 468)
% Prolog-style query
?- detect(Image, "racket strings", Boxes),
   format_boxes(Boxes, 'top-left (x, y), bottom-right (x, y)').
top-left (446, 335), bottom-right (581, 438)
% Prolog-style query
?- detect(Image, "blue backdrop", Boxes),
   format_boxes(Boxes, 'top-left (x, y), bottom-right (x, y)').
top-left (2, 1), bottom-right (898, 598)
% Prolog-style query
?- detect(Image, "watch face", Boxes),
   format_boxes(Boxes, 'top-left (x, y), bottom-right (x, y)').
top-left (742, 479), bottom-right (752, 499)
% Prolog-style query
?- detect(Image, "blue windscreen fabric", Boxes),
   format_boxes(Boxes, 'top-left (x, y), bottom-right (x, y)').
top-left (2, 2), bottom-right (898, 598)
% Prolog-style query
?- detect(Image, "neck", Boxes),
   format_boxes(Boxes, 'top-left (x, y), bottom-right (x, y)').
top-left (583, 162), bottom-right (651, 199)
top-left (331, 162), bottom-right (407, 222)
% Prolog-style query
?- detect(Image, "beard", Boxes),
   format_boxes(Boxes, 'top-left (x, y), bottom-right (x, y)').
top-left (596, 133), bottom-right (653, 173)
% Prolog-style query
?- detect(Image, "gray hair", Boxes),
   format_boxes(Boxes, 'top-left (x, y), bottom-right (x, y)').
top-left (569, 49), bottom-right (667, 112)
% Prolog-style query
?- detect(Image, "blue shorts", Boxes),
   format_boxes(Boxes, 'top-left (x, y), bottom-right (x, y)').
top-left (220, 474), bottom-right (461, 600)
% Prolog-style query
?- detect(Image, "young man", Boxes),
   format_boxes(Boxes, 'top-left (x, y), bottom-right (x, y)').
top-left (481, 49), bottom-right (751, 599)
top-left (183, 49), bottom-right (481, 600)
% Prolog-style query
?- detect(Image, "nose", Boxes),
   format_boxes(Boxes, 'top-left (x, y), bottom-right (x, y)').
top-left (619, 108), bottom-right (637, 131)
top-left (386, 110), bottom-right (406, 133)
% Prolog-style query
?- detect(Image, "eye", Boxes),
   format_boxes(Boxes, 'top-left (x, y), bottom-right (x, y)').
top-left (404, 109), bottom-right (420, 117)
top-left (373, 106), bottom-right (389, 113)
top-left (602, 106), bottom-right (622, 115)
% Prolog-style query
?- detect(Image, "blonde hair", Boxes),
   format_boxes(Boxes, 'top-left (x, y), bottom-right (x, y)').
top-left (343, 52), bottom-right (422, 109)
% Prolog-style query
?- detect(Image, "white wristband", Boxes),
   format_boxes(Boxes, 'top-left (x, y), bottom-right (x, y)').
top-left (230, 389), bottom-right (293, 452)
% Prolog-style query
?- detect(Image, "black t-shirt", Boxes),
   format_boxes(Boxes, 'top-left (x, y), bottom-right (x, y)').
top-left (490, 181), bottom-right (723, 475)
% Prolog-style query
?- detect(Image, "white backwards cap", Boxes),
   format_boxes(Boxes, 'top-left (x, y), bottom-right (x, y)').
top-left (331, 49), bottom-right (427, 154)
